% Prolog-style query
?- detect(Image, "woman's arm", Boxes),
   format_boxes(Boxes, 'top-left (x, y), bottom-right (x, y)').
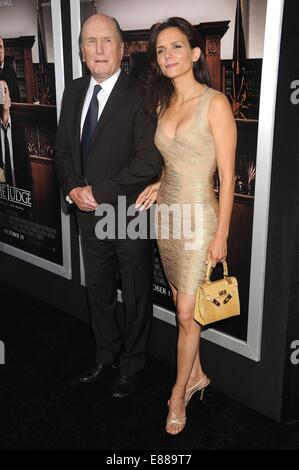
top-left (207, 93), bottom-right (237, 266)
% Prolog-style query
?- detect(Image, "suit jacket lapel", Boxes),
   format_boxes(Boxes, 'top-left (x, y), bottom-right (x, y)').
top-left (11, 119), bottom-right (16, 158)
top-left (91, 73), bottom-right (129, 149)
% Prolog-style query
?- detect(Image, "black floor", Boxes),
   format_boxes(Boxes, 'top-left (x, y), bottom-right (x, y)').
top-left (0, 282), bottom-right (298, 452)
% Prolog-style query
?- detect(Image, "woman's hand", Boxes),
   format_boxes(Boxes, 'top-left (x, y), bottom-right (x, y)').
top-left (206, 235), bottom-right (227, 267)
top-left (135, 181), bottom-right (161, 211)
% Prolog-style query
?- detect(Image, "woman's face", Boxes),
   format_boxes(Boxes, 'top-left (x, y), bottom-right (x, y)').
top-left (156, 27), bottom-right (200, 80)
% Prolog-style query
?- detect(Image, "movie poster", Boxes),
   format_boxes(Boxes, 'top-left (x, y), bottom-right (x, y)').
top-left (0, 0), bottom-right (65, 267)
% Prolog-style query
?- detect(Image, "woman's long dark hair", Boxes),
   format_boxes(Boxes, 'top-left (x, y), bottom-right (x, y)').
top-left (146, 17), bottom-right (211, 116)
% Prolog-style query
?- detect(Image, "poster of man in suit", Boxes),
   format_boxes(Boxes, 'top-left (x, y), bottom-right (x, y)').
top-left (0, 37), bottom-right (21, 102)
top-left (0, 80), bottom-right (32, 189)
top-left (0, 0), bottom-right (63, 267)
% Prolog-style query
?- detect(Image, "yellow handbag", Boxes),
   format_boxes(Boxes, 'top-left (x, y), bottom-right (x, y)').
top-left (194, 260), bottom-right (240, 326)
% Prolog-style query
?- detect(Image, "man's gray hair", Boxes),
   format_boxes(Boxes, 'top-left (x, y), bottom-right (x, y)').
top-left (79, 15), bottom-right (123, 47)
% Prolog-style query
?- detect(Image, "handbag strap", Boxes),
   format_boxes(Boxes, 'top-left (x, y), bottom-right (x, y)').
top-left (205, 260), bottom-right (228, 283)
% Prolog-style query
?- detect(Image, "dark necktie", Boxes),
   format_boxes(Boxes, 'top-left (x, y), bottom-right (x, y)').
top-left (81, 84), bottom-right (102, 179)
top-left (1, 124), bottom-right (13, 186)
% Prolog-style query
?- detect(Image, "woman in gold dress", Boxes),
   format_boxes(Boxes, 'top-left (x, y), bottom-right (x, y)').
top-left (136, 17), bottom-right (236, 435)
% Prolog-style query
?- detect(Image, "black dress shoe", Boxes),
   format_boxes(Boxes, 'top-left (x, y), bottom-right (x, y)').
top-left (79, 362), bottom-right (117, 383)
top-left (112, 375), bottom-right (136, 398)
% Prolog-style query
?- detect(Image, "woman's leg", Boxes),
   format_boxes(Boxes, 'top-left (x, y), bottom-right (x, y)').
top-left (169, 283), bottom-right (205, 395)
top-left (187, 342), bottom-right (205, 387)
top-left (166, 291), bottom-right (201, 434)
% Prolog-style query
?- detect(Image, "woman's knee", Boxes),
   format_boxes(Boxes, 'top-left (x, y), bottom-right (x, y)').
top-left (176, 307), bottom-right (194, 328)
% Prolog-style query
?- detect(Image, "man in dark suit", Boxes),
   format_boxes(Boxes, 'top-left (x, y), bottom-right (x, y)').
top-left (55, 14), bottom-right (162, 398)
top-left (0, 37), bottom-right (21, 103)
top-left (0, 80), bottom-right (31, 190)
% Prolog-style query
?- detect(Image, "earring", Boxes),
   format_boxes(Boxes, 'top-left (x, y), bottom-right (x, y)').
top-left (192, 61), bottom-right (196, 68)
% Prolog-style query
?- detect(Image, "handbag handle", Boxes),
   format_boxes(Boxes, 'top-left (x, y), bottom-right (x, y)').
top-left (205, 260), bottom-right (228, 283)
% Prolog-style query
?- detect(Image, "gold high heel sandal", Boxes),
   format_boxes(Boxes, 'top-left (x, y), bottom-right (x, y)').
top-left (166, 400), bottom-right (186, 435)
top-left (185, 374), bottom-right (210, 406)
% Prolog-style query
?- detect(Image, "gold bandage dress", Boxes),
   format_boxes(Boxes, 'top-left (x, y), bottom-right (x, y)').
top-left (155, 86), bottom-right (220, 295)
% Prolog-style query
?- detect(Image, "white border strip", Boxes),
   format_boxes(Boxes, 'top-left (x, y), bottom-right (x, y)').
top-left (70, 0), bottom-right (83, 79)
top-left (243, 0), bottom-right (285, 360)
top-left (51, 0), bottom-right (65, 117)
top-left (51, 0), bottom-right (72, 279)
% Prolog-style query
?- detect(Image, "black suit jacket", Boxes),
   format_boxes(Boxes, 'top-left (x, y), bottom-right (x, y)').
top-left (55, 72), bottom-right (162, 208)
top-left (0, 117), bottom-right (32, 191)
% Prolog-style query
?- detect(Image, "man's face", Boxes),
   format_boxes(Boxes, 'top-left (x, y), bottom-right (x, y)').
top-left (81, 15), bottom-right (123, 83)
top-left (0, 39), bottom-right (4, 66)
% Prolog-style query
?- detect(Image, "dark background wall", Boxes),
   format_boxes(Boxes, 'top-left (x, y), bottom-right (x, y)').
top-left (0, 0), bottom-right (299, 423)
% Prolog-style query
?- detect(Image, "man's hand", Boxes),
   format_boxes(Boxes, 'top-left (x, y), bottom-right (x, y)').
top-left (68, 186), bottom-right (98, 212)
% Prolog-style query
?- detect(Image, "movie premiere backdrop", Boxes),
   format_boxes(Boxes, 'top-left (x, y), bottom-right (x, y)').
top-left (0, 0), bottom-right (71, 277)
top-left (74, 0), bottom-right (283, 362)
